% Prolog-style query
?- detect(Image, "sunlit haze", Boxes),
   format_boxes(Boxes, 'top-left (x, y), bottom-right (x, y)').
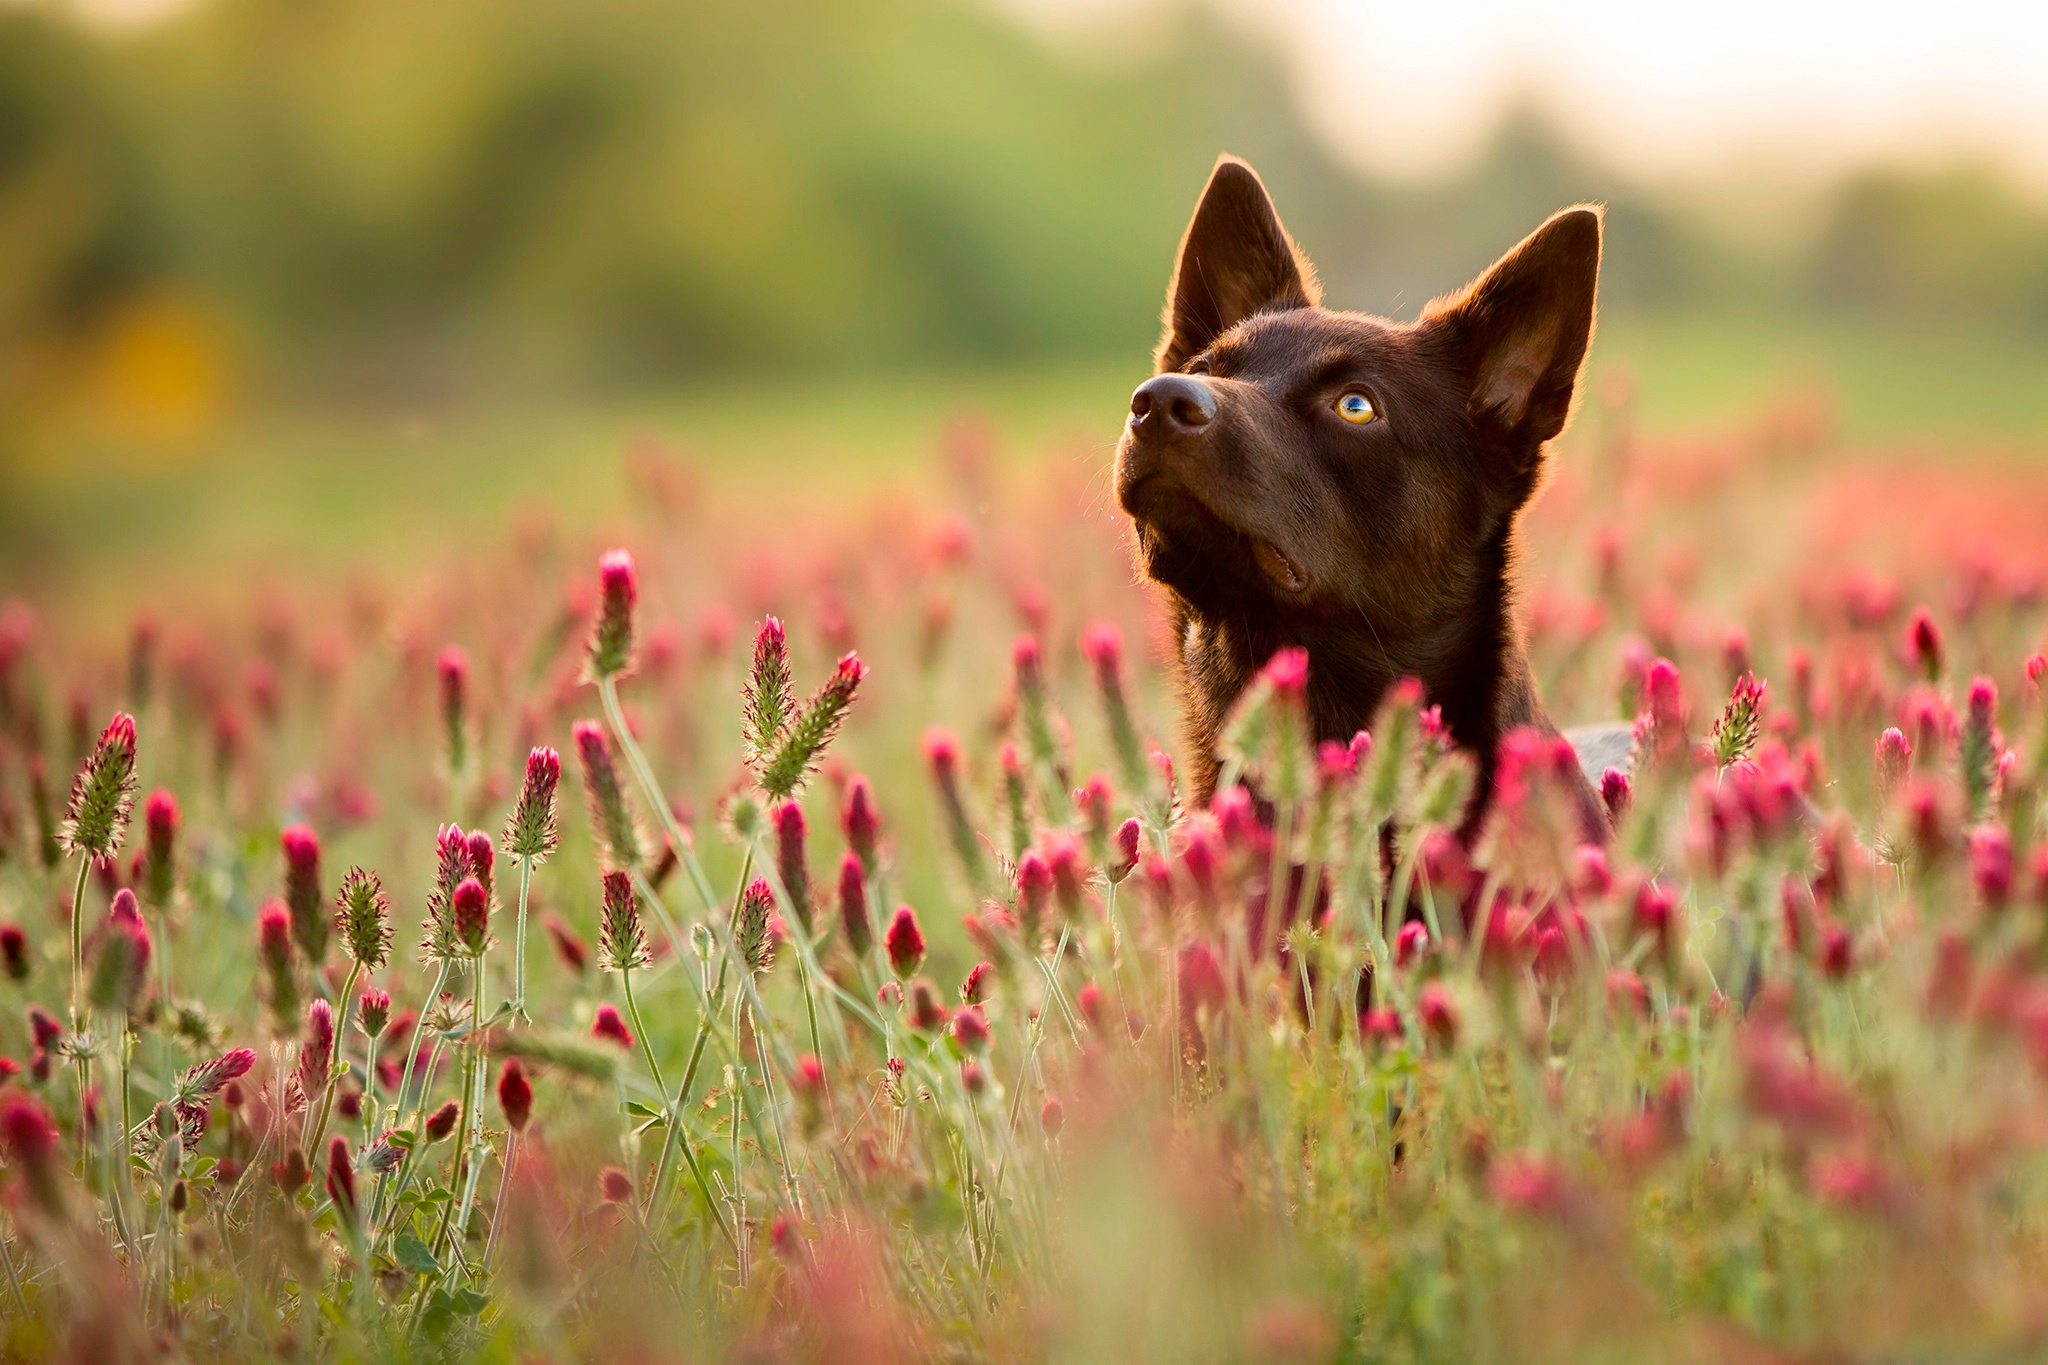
top-left (999, 0), bottom-right (2048, 188)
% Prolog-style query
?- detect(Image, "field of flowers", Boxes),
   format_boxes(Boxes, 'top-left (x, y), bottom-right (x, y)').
top-left (6, 393), bottom-right (2048, 1363)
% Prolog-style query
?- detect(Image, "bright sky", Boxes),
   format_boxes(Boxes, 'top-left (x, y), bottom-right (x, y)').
top-left (999, 0), bottom-right (2048, 188)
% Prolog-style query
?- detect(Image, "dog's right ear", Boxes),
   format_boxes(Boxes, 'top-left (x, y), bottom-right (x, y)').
top-left (1155, 156), bottom-right (1321, 373)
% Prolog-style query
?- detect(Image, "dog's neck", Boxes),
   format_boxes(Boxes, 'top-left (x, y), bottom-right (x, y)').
top-left (1172, 522), bottom-right (1556, 821)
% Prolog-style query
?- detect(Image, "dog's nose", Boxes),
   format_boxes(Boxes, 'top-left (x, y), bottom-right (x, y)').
top-left (1129, 374), bottom-right (1216, 435)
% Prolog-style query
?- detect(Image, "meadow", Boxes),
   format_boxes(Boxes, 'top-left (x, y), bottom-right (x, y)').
top-left (7, 335), bottom-right (2048, 1363)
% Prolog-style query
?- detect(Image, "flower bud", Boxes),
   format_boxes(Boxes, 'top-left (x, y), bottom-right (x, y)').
top-left (425, 1100), bottom-right (461, 1141)
top-left (842, 776), bottom-right (880, 873)
top-left (357, 987), bottom-right (391, 1040)
top-left (452, 876), bottom-right (490, 956)
top-left (497, 1057), bottom-right (533, 1132)
top-left (504, 746), bottom-right (562, 863)
top-left (142, 788), bottom-right (179, 907)
top-left (324, 1135), bottom-right (357, 1217)
top-left (280, 827), bottom-right (327, 969)
top-left (591, 1003), bottom-right (634, 1049)
top-left (885, 904), bottom-right (925, 978)
top-left (586, 549), bottom-right (638, 680)
top-left (838, 854), bottom-right (871, 958)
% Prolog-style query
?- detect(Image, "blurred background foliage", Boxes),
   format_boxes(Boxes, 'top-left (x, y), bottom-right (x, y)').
top-left (5, 0), bottom-right (2048, 599)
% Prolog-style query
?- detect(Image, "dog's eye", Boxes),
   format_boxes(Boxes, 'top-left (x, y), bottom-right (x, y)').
top-left (1335, 392), bottom-right (1377, 424)
top-left (1185, 356), bottom-right (1212, 376)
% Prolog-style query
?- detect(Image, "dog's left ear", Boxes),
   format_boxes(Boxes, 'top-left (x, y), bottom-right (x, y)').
top-left (1426, 205), bottom-right (1602, 462)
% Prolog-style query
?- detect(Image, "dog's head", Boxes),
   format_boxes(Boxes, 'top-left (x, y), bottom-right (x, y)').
top-left (1115, 157), bottom-right (1602, 640)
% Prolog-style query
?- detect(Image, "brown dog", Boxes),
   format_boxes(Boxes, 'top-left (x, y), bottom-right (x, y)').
top-left (1115, 155), bottom-right (1619, 834)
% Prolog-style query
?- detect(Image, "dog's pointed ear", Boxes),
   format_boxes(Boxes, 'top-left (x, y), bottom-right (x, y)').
top-left (1426, 205), bottom-right (1602, 460)
top-left (1155, 156), bottom-right (1321, 373)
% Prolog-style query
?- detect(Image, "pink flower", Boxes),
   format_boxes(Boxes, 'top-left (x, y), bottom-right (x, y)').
top-left (885, 905), bottom-right (925, 978)
top-left (324, 1135), bottom-right (357, 1216)
top-left (1417, 982), bottom-right (1458, 1049)
top-left (1905, 606), bottom-right (1943, 679)
top-left (838, 854), bottom-right (871, 958)
top-left (1261, 646), bottom-right (1309, 700)
top-left (841, 776), bottom-right (880, 872)
top-left (950, 1007), bottom-right (990, 1053)
top-left (1971, 825), bottom-right (2014, 907)
top-left (1038, 1096), bottom-right (1065, 1139)
top-left (592, 1003), bottom-right (634, 1050)
top-left (600, 1167), bottom-right (634, 1203)
top-left (497, 1058), bottom-right (533, 1132)
top-left (961, 961), bottom-right (992, 1005)
top-left (1395, 921), bottom-right (1429, 968)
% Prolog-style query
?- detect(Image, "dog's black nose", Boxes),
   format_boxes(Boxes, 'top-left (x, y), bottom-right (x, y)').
top-left (1129, 374), bottom-right (1216, 434)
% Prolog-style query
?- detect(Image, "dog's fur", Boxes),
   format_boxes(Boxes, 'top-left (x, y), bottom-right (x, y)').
top-left (1114, 155), bottom-right (1607, 835)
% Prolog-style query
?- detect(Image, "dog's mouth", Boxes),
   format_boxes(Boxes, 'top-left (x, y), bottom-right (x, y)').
top-left (1251, 539), bottom-right (1308, 594)
top-left (1122, 475), bottom-right (1311, 598)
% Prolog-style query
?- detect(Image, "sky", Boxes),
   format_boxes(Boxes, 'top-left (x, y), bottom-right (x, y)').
top-left (999, 0), bottom-right (2048, 190)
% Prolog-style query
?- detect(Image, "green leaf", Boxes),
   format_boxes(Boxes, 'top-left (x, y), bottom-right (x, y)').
top-left (393, 1232), bottom-right (439, 1276)
top-left (622, 1099), bottom-right (665, 1119)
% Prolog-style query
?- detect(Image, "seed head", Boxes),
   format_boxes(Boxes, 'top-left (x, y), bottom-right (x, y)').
top-left (743, 617), bottom-right (794, 766)
top-left (885, 904), bottom-right (925, 978)
top-left (574, 721), bottom-right (644, 870)
top-left (419, 824), bottom-right (472, 961)
top-left (61, 712), bottom-right (138, 860)
top-left (497, 1057), bottom-right (534, 1132)
top-left (335, 866), bottom-right (391, 970)
top-left (736, 877), bottom-right (776, 973)
top-left (600, 1166), bottom-right (634, 1202)
top-left (503, 746), bottom-right (562, 862)
top-left (1710, 672), bottom-right (1766, 768)
top-left (758, 653), bottom-right (867, 802)
top-left (597, 870), bottom-right (649, 972)
top-left (584, 549), bottom-right (639, 680)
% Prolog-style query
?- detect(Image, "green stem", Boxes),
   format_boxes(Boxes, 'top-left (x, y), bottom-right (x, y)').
top-left (68, 857), bottom-right (90, 1031)
top-left (510, 856), bottom-right (535, 1022)
top-left (447, 953), bottom-right (489, 1264)
top-left (598, 677), bottom-right (717, 919)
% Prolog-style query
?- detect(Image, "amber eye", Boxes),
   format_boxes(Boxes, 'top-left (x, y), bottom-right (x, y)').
top-left (1336, 392), bottom-right (1377, 424)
